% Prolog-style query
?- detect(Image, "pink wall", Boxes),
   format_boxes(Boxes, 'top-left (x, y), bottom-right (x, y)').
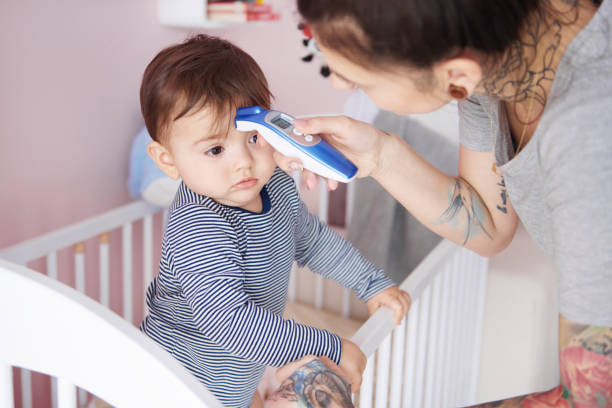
top-left (0, 0), bottom-right (349, 250)
top-left (0, 1), bottom-right (348, 405)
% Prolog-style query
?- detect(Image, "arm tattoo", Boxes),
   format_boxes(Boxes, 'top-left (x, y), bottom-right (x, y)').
top-left (436, 179), bottom-right (492, 245)
top-left (268, 359), bottom-right (354, 407)
top-left (496, 178), bottom-right (508, 214)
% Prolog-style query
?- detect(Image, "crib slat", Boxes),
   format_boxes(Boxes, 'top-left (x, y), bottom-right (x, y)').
top-left (412, 284), bottom-right (431, 408)
top-left (433, 265), bottom-right (452, 407)
top-left (402, 298), bottom-right (419, 408)
top-left (470, 256), bottom-right (488, 402)
top-left (47, 252), bottom-right (58, 280)
top-left (75, 243), bottom-right (89, 405)
top-left (423, 272), bottom-right (443, 408)
top-left (51, 377), bottom-right (58, 408)
top-left (374, 334), bottom-right (391, 408)
top-left (359, 355), bottom-right (374, 408)
top-left (460, 256), bottom-right (477, 405)
top-left (454, 250), bottom-right (471, 404)
top-left (57, 379), bottom-right (76, 408)
top-left (444, 254), bottom-right (460, 407)
top-left (288, 263), bottom-right (297, 302)
top-left (21, 369), bottom-right (32, 408)
top-left (75, 244), bottom-right (89, 408)
top-left (1, 363), bottom-right (13, 408)
top-left (143, 214), bottom-right (153, 314)
top-left (162, 209), bottom-right (169, 234)
top-left (99, 233), bottom-right (110, 308)
top-left (341, 287), bottom-right (351, 318)
top-left (314, 275), bottom-right (324, 310)
top-left (314, 179), bottom-right (329, 310)
top-left (317, 177), bottom-right (329, 224)
top-left (389, 317), bottom-right (407, 408)
top-left (74, 243), bottom-right (85, 293)
top-left (122, 223), bottom-right (133, 324)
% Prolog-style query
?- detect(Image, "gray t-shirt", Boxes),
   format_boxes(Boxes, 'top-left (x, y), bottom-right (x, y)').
top-left (458, 0), bottom-right (612, 326)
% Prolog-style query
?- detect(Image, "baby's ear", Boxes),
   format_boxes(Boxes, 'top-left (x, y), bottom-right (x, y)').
top-left (147, 141), bottom-right (180, 180)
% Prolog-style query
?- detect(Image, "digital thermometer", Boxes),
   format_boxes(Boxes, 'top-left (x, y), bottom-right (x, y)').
top-left (234, 106), bottom-right (357, 183)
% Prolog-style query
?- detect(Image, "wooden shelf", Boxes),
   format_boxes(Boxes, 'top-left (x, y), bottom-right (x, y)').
top-left (158, 0), bottom-right (236, 28)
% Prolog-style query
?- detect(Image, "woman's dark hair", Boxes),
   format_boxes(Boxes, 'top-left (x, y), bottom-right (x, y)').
top-left (298, 0), bottom-right (548, 69)
top-left (140, 34), bottom-right (272, 143)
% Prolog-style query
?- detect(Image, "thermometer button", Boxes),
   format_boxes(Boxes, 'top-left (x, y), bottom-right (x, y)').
top-left (304, 134), bottom-right (314, 142)
top-left (292, 128), bottom-right (303, 136)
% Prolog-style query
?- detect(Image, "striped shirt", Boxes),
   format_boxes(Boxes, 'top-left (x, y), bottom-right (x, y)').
top-left (140, 168), bottom-right (394, 407)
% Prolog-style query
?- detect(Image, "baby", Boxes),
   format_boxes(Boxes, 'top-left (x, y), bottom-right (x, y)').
top-left (139, 34), bottom-right (410, 407)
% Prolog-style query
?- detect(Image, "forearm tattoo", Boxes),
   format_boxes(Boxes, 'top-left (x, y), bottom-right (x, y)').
top-left (436, 179), bottom-right (492, 245)
top-left (267, 359), bottom-right (354, 407)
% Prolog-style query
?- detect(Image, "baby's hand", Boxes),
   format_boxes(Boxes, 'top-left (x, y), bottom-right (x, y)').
top-left (366, 286), bottom-right (411, 325)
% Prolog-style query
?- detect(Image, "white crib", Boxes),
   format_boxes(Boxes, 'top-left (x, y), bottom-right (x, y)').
top-left (0, 181), bottom-right (488, 408)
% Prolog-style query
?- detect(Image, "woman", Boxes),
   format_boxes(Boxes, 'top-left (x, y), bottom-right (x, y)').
top-left (271, 0), bottom-right (612, 406)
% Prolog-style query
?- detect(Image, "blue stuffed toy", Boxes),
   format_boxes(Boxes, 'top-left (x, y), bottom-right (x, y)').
top-left (128, 127), bottom-right (180, 207)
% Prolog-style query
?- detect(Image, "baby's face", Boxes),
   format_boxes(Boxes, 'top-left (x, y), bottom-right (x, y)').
top-left (166, 106), bottom-right (276, 212)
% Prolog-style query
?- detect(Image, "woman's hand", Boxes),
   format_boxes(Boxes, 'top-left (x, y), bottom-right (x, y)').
top-left (260, 115), bottom-right (392, 191)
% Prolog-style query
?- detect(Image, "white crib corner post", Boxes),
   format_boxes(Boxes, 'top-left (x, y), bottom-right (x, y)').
top-left (1, 362), bottom-right (14, 408)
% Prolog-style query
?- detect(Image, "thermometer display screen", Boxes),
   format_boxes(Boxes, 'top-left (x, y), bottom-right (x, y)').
top-left (271, 115), bottom-right (292, 130)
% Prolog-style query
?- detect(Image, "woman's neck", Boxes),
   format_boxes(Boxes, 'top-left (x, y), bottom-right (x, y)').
top-left (479, 0), bottom-right (599, 118)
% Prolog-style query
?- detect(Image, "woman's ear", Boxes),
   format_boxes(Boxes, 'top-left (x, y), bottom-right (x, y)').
top-left (147, 141), bottom-right (180, 180)
top-left (436, 56), bottom-right (483, 98)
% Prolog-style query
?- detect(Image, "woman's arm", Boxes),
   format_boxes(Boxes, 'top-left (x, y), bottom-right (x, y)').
top-left (374, 131), bottom-right (518, 257)
top-left (288, 116), bottom-right (518, 257)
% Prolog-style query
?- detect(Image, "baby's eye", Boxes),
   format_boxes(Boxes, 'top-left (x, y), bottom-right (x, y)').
top-left (248, 133), bottom-right (258, 144)
top-left (206, 146), bottom-right (224, 156)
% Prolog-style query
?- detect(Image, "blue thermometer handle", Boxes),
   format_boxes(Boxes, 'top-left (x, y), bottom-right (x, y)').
top-left (234, 106), bottom-right (357, 183)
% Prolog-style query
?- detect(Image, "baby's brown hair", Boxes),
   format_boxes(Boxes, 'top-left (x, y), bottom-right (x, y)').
top-left (140, 34), bottom-right (272, 143)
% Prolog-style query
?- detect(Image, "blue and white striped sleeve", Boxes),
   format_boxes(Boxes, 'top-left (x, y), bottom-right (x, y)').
top-left (169, 205), bottom-right (342, 366)
top-left (294, 200), bottom-right (395, 301)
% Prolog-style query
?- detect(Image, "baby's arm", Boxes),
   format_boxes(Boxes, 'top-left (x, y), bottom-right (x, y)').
top-left (294, 200), bottom-right (407, 305)
top-left (170, 208), bottom-right (344, 368)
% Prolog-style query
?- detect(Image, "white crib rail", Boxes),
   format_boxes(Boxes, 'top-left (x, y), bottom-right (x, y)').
top-left (0, 260), bottom-right (222, 408)
top-left (0, 200), bottom-right (160, 408)
top-left (353, 240), bottom-right (488, 408)
top-left (1, 194), bottom-right (488, 408)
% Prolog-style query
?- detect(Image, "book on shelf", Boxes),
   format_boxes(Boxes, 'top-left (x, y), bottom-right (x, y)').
top-left (206, 1), bottom-right (272, 13)
top-left (207, 10), bottom-right (280, 22)
top-left (207, 10), bottom-right (280, 23)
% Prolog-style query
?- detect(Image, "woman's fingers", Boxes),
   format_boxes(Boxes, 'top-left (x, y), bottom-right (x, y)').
top-left (293, 115), bottom-right (350, 141)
